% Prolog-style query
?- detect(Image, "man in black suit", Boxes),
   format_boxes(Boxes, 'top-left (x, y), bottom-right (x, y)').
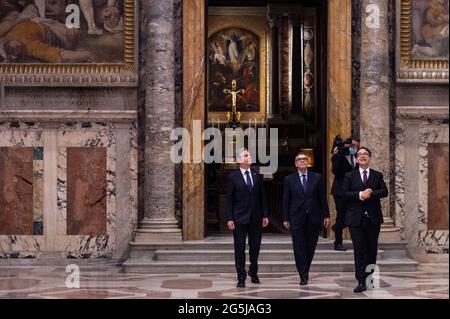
top-left (282, 152), bottom-right (330, 285)
top-left (343, 146), bottom-right (388, 293)
top-left (331, 137), bottom-right (360, 251)
top-left (226, 148), bottom-right (269, 288)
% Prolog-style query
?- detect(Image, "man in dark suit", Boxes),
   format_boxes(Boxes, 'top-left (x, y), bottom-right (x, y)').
top-left (343, 146), bottom-right (388, 293)
top-left (331, 137), bottom-right (360, 251)
top-left (226, 148), bottom-right (269, 288)
top-left (282, 152), bottom-right (330, 285)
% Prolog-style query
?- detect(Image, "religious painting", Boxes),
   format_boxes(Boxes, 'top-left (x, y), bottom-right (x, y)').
top-left (398, 0), bottom-right (449, 81)
top-left (208, 27), bottom-right (260, 112)
top-left (0, 0), bottom-right (136, 85)
top-left (208, 14), bottom-right (267, 123)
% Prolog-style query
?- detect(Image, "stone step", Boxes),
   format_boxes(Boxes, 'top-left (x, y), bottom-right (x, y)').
top-left (122, 258), bottom-right (419, 274)
top-left (129, 239), bottom-right (409, 253)
top-left (150, 249), bottom-right (384, 262)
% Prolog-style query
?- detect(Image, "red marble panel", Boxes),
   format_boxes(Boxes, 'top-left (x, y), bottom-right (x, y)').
top-left (0, 148), bottom-right (33, 235)
top-left (428, 143), bottom-right (449, 230)
top-left (67, 148), bottom-right (107, 235)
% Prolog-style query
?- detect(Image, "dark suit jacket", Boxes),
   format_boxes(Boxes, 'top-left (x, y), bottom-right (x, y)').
top-left (331, 153), bottom-right (358, 197)
top-left (226, 167), bottom-right (268, 225)
top-left (282, 171), bottom-right (330, 228)
top-left (343, 168), bottom-right (388, 226)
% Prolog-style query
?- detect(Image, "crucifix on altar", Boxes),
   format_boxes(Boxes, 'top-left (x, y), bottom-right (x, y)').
top-left (223, 79), bottom-right (245, 129)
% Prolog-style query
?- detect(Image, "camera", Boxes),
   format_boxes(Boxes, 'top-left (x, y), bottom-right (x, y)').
top-left (332, 135), bottom-right (352, 155)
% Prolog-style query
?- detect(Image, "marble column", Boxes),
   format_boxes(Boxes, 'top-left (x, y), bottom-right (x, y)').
top-left (136, 0), bottom-right (181, 241)
top-left (359, 0), bottom-right (392, 221)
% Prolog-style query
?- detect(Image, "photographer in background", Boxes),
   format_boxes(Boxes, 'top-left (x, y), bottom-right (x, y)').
top-left (330, 135), bottom-right (360, 251)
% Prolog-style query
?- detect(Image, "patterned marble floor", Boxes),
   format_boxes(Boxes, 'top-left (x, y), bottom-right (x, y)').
top-left (0, 263), bottom-right (447, 299)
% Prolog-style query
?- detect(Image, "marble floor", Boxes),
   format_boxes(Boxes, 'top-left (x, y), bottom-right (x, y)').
top-left (0, 263), bottom-right (447, 299)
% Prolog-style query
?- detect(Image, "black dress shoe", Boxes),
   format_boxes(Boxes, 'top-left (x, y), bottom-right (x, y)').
top-left (300, 279), bottom-right (308, 285)
top-left (334, 243), bottom-right (347, 251)
top-left (353, 283), bottom-right (367, 293)
top-left (248, 271), bottom-right (260, 284)
top-left (236, 281), bottom-right (246, 288)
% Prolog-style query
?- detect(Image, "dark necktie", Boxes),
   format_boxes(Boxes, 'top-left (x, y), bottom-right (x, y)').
top-left (350, 155), bottom-right (355, 168)
top-left (363, 170), bottom-right (368, 186)
top-left (245, 171), bottom-right (253, 192)
top-left (302, 174), bottom-right (307, 193)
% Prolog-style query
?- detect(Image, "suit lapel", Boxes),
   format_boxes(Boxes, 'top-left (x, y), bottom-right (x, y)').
top-left (237, 169), bottom-right (249, 191)
top-left (366, 169), bottom-right (376, 189)
top-left (251, 168), bottom-right (258, 190)
top-left (306, 171), bottom-right (313, 196)
top-left (355, 170), bottom-right (365, 190)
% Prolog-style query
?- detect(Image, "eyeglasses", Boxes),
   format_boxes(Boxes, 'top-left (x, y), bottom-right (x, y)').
top-left (296, 157), bottom-right (308, 161)
top-left (357, 152), bottom-right (370, 156)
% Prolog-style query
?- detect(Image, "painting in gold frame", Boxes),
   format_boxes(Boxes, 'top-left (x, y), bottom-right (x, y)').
top-left (0, 0), bottom-right (136, 86)
top-left (208, 13), bottom-right (267, 123)
top-left (398, 0), bottom-right (449, 81)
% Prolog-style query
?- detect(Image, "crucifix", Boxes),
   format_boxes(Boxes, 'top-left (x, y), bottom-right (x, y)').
top-left (223, 79), bottom-right (244, 128)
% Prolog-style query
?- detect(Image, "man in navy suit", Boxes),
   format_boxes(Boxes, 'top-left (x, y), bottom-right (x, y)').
top-left (226, 148), bottom-right (269, 288)
top-left (282, 152), bottom-right (330, 285)
top-left (331, 137), bottom-right (360, 251)
top-left (342, 146), bottom-right (388, 293)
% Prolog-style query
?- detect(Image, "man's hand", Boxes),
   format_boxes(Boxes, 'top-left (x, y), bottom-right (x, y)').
top-left (262, 218), bottom-right (269, 228)
top-left (323, 218), bottom-right (330, 228)
top-left (283, 221), bottom-right (290, 230)
top-left (227, 220), bottom-right (235, 231)
top-left (360, 189), bottom-right (373, 201)
top-left (333, 147), bottom-right (339, 155)
top-left (362, 188), bottom-right (373, 200)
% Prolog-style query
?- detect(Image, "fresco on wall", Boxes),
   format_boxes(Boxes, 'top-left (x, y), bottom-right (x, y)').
top-left (0, 0), bottom-right (124, 63)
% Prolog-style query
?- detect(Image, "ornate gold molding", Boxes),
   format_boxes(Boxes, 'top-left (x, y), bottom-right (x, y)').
top-left (398, 0), bottom-right (449, 81)
top-left (0, 0), bottom-right (137, 86)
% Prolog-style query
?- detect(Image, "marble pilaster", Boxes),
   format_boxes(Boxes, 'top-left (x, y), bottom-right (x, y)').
top-left (327, 0), bottom-right (352, 240)
top-left (396, 107), bottom-right (449, 259)
top-left (182, 0), bottom-right (205, 240)
top-left (136, 0), bottom-right (181, 241)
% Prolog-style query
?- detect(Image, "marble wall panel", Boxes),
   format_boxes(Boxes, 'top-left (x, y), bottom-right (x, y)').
top-left (67, 147), bottom-right (107, 235)
top-left (0, 127), bottom-right (44, 257)
top-left (0, 148), bottom-right (33, 235)
top-left (427, 143), bottom-right (449, 231)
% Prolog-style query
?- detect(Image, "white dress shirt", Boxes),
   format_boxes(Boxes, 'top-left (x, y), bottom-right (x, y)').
top-left (298, 170), bottom-right (308, 189)
top-left (240, 167), bottom-right (254, 186)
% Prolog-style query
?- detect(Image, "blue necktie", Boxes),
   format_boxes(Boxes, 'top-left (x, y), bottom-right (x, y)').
top-left (302, 174), bottom-right (307, 193)
top-left (245, 171), bottom-right (253, 192)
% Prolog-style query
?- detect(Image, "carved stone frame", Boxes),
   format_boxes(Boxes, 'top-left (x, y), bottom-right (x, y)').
top-left (0, 0), bottom-right (138, 87)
